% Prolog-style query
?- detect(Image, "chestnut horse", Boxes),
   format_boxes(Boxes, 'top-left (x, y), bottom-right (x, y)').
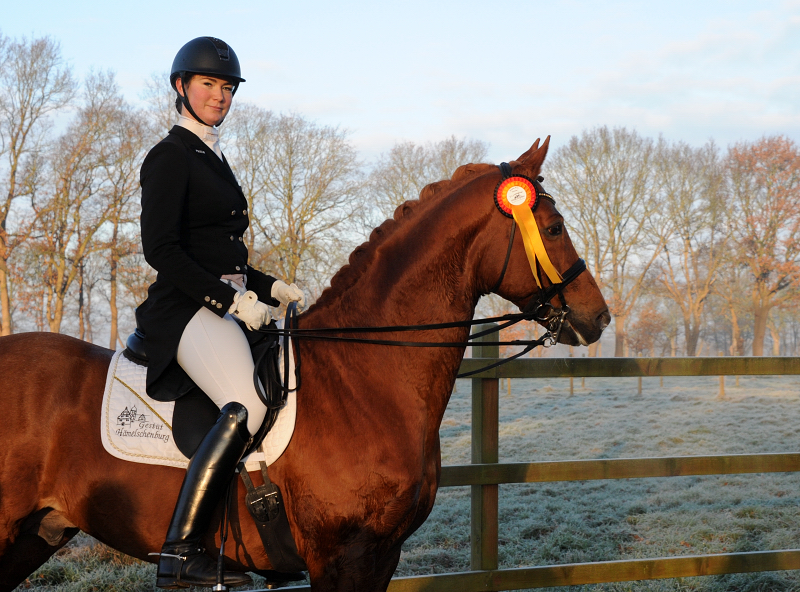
top-left (0, 139), bottom-right (608, 591)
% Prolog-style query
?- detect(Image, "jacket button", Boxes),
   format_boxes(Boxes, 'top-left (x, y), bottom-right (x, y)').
top-left (211, 299), bottom-right (217, 305)
top-left (231, 210), bottom-right (236, 216)
top-left (235, 266), bottom-right (241, 271)
top-left (243, 210), bottom-right (247, 215)
top-left (238, 236), bottom-right (243, 242)
top-left (216, 303), bottom-right (222, 309)
top-left (229, 236), bottom-right (234, 241)
top-left (204, 296), bottom-right (210, 302)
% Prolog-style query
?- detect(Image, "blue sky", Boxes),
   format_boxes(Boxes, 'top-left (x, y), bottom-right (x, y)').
top-left (5, 1), bottom-right (800, 163)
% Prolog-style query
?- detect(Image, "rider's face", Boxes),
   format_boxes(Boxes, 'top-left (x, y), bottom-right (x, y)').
top-left (177, 75), bottom-right (233, 126)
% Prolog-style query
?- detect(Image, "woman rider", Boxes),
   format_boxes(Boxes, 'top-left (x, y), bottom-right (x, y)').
top-left (136, 36), bottom-right (303, 588)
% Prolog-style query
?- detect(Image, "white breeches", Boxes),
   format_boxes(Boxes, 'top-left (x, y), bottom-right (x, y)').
top-left (177, 306), bottom-right (266, 436)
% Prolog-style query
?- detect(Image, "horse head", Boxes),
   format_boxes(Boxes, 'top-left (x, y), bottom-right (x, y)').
top-left (481, 137), bottom-right (610, 346)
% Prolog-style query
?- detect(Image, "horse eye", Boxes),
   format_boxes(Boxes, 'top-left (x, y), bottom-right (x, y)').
top-left (547, 223), bottom-right (563, 236)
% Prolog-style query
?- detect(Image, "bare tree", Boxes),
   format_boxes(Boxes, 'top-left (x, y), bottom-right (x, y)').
top-left (223, 103), bottom-right (273, 260)
top-left (772, 304), bottom-right (800, 356)
top-left (98, 103), bottom-right (148, 349)
top-left (371, 136), bottom-right (489, 217)
top-left (0, 34), bottom-right (76, 334)
top-left (654, 141), bottom-right (726, 355)
top-left (626, 299), bottom-right (667, 357)
top-left (141, 71), bottom-right (176, 145)
top-left (548, 126), bottom-right (666, 356)
top-left (766, 305), bottom-right (797, 356)
top-left (118, 251), bottom-right (155, 318)
top-left (9, 241), bottom-right (47, 331)
top-left (711, 257), bottom-right (753, 356)
top-left (29, 71), bottom-right (118, 333)
top-left (727, 136), bottom-right (800, 356)
top-left (76, 250), bottom-right (107, 342)
top-left (225, 109), bottom-right (364, 294)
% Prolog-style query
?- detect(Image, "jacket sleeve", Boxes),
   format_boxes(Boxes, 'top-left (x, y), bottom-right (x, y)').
top-left (140, 141), bottom-right (238, 316)
top-left (246, 267), bottom-right (280, 307)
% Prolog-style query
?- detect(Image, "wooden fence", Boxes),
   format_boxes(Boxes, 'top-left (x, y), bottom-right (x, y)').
top-left (264, 326), bottom-right (800, 591)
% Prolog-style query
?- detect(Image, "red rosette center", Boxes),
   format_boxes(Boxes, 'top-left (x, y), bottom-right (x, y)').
top-left (494, 176), bottom-right (537, 218)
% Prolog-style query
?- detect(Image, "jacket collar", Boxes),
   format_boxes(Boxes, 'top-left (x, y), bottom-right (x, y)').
top-left (168, 125), bottom-right (241, 191)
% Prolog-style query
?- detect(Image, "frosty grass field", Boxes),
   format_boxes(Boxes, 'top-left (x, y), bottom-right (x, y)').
top-left (19, 373), bottom-right (800, 591)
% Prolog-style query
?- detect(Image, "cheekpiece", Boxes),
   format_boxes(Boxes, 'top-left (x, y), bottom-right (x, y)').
top-left (494, 175), bottom-right (538, 219)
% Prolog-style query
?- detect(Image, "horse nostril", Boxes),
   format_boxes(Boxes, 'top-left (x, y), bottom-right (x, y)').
top-left (597, 310), bottom-right (611, 331)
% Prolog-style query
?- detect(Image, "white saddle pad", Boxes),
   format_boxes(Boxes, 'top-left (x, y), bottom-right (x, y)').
top-left (100, 330), bottom-right (297, 471)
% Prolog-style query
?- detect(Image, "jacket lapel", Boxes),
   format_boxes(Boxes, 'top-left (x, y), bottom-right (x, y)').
top-left (169, 126), bottom-right (242, 193)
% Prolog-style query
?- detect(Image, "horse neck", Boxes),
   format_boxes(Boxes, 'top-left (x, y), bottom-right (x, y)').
top-left (301, 191), bottom-right (492, 417)
top-left (313, 194), bottom-right (489, 328)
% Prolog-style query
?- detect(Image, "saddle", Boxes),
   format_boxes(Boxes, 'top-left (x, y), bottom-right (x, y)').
top-left (124, 324), bottom-right (307, 575)
top-left (124, 323), bottom-right (288, 459)
top-left (124, 328), bottom-right (218, 458)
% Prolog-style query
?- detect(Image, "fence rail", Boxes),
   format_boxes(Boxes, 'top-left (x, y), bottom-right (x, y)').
top-left (458, 355), bottom-right (800, 378)
top-left (271, 550), bottom-right (800, 592)
top-left (261, 339), bottom-right (800, 592)
top-left (383, 549), bottom-right (800, 591)
top-left (440, 453), bottom-right (800, 485)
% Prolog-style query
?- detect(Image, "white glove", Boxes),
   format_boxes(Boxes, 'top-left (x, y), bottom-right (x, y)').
top-left (271, 280), bottom-right (306, 308)
top-left (228, 290), bottom-right (270, 330)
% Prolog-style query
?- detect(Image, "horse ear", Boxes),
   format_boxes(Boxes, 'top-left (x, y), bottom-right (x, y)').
top-left (510, 136), bottom-right (551, 177)
top-left (517, 138), bottom-right (541, 162)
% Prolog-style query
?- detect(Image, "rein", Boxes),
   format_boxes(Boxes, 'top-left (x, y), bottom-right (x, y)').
top-left (262, 163), bottom-right (586, 379)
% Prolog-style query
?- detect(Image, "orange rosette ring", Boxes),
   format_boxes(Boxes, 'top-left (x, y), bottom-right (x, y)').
top-left (494, 176), bottom-right (537, 218)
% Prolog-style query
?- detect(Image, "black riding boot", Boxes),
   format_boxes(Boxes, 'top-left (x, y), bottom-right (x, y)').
top-left (155, 402), bottom-right (254, 589)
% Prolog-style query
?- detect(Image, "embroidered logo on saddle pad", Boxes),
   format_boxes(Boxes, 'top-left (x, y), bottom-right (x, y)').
top-left (100, 343), bottom-right (297, 471)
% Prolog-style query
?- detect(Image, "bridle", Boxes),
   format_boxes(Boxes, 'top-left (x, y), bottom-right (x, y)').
top-left (260, 163), bottom-right (587, 380)
top-left (490, 162), bottom-right (586, 347)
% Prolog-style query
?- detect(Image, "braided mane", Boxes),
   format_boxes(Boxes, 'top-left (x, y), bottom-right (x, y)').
top-left (311, 162), bottom-right (496, 310)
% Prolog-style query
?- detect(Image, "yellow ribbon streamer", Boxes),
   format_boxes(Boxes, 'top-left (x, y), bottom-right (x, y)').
top-left (511, 203), bottom-right (563, 289)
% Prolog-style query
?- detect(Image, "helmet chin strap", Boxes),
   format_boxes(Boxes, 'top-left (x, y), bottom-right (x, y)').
top-left (178, 74), bottom-right (228, 127)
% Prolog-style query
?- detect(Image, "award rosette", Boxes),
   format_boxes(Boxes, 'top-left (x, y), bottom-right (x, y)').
top-left (493, 174), bottom-right (562, 288)
top-left (494, 175), bottom-right (537, 218)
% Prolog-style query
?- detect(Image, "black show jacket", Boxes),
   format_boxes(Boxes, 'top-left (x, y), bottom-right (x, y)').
top-left (136, 125), bottom-right (278, 401)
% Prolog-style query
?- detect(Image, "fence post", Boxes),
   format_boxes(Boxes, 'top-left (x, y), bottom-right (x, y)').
top-left (637, 353), bottom-right (643, 396)
top-left (581, 353), bottom-right (586, 389)
top-left (569, 346), bottom-right (574, 397)
top-left (471, 323), bottom-right (499, 571)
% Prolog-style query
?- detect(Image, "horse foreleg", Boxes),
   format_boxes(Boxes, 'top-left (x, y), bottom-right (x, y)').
top-left (308, 546), bottom-right (401, 592)
top-left (0, 508), bottom-right (79, 592)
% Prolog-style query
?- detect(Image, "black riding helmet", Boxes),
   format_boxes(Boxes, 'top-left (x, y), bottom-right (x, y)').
top-left (170, 36), bottom-right (245, 126)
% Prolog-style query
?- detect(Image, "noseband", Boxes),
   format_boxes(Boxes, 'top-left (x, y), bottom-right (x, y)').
top-left (491, 162), bottom-right (586, 345)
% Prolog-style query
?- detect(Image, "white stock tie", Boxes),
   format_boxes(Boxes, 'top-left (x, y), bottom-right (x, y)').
top-left (177, 115), bottom-right (223, 160)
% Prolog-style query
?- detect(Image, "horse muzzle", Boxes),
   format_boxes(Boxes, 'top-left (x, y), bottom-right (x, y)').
top-left (557, 308), bottom-right (610, 347)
